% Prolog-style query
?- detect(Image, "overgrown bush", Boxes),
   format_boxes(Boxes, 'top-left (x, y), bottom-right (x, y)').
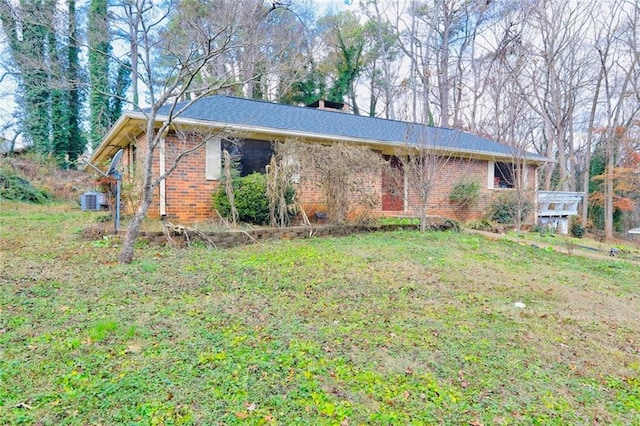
top-left (570, 217), bottom-right (585, 238)
top-left (489, 192), bottom-right (532, 224)
top-left (278, 140), bottom-right (383, 223)
top-left (0, 166), bottom-right (53, 203)
top-left (449, 180), bottom-right (480, 208)
top-left (213, 172), bottom-right (295, 225)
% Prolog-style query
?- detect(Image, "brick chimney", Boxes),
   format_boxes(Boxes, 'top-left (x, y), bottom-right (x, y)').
top-left (307, 99), bottom-right (350, 113)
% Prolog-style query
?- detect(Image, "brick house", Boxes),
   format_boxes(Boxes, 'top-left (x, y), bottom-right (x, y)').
top-left (91, 95), bottom-right (548, 223)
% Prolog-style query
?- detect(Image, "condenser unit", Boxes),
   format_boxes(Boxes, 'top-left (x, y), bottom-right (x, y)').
top-left (80, 192), bottom-right (106, 211)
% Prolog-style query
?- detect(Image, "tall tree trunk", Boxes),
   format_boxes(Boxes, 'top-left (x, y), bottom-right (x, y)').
top-left (581, 67), bottom-right (603, 227)
top-left (1, 0), bottom-right (52, 153)
top-left (88, 0), bottom-right (111, 148)
top-left (119, 122), bottom-right (156, 264)
top-left (604, 136), bottom-right (615, 239)
top-left (48, 3), bottom-right (71, 166)
top-left (438, 1), bottom-right (450, 128)
top-left (67, 0), bottom-right (83, 164)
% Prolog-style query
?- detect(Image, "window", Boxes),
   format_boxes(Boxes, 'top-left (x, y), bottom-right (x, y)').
top-left (493, 162), bottom-right (514, 189)
top-left (207, 138), bottom-right (275, 180)
top-left (222, 139), bottom-right (274, 177)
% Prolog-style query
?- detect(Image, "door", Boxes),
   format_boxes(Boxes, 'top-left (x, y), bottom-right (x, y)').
top-left (382, 155), bottom-right (404, 211)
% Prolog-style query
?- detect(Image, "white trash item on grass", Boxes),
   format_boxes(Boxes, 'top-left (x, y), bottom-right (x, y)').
top-left (514, 302), bottom-right (526, 309)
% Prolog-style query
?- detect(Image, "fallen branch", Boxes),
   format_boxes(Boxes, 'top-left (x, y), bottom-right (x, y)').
top-left (161, 221), bottom-right (217, 248)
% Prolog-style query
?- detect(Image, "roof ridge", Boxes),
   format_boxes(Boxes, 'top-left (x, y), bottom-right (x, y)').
top-left (213, 94), bottom-right (450, 131)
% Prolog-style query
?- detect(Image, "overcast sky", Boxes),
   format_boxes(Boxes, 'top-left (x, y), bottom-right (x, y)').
top-left (0, 0), bottom-right (355, 147)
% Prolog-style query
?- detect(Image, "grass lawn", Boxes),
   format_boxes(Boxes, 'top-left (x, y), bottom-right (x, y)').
top-left (1, 202), bottom-right (639, 425)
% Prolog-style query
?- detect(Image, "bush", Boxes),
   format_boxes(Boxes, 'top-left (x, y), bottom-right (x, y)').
top-left (213, 172), bottom-right (294, 225)
top-left (449, 180), bottom-right (480, 208)
top-left (489, 192), bottom-right (532, 224)
top-left (0, 166), bottom-right (53, 203)
top-left (570, 217), bottom-right (585, 238)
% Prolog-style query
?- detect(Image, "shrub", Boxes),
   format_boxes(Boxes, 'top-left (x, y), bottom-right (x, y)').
top-left (570, 217), bottom-right (585, 238)
top-left (489, 192), bottom-right (532, 224)
top-left (0, 166), bottom-right (53, 203)
top-left (449, 180), bottom-right (480, 208)
top-left (213, 172), bottom-right (295, 225)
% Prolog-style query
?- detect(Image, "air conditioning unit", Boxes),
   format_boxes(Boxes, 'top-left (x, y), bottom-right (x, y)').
top-left (81, 192), bottom-right (106, 211)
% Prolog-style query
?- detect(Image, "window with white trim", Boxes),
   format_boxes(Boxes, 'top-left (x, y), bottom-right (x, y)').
top-left (207, 138), bottom-right (276, 180)
top-left (223, 139), bottom-right (274, 176)
top-left (488, 161), bottom-right (515, 189)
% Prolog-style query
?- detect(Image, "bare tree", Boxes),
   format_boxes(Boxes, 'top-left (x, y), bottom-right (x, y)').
top-left (596, 0), bottom-right (640, 239)
top-left (393, 0), bottom-right (494, 127)
top-left (579, 2), bottom-right (611, 228)
top-left (394, 128), bottom-right (462, 232)
top-left (115, 0), bottom-right (273, 263)
top-left (360, 0), bottom-right (402, 118)
top-left (505, 0), bottom-right (592, 192)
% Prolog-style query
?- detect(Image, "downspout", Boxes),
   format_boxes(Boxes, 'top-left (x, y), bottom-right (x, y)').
top-left (534, 162), bottom-right (540, 226)
top-left (159, 124), bottom-right (168, 217)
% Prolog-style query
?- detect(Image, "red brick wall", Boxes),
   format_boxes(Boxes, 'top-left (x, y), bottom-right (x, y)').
top-left (403, 158), bottom-right (538, 222)
top-left (123, 132), bottom-right (219, 222)
top-left (296, 156), bottom-right (538, 223)
top-left (162, 133), bottom-right (220, 221)
top-left (409, 158), bottom-right (490, 220)
top-left (126, 133), bottom-right (538, 224)
top-left (294, 166), bottom-right (381, 221)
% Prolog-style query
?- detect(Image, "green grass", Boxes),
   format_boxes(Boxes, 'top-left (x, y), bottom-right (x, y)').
top-left (511, 230), bottom-right (640, 262)
top-left (1, 202), bottom-right (639, 424)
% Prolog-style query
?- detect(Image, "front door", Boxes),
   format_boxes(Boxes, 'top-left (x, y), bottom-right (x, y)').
top-left (382, 156), bottom-right (404, 211)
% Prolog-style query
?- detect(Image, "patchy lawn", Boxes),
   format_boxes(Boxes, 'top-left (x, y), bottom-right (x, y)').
top-left (1, 202), bottom-right (639, 425)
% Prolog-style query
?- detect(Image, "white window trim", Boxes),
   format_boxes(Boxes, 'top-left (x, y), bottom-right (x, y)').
top-left (159, 133), bottom-right (166, 216)
top-left (489, 160), bottom-right (518, 190)
top-left (205, 138), bottom-right (221, 180)
top-left (487, 161), bottom-right (495, 189)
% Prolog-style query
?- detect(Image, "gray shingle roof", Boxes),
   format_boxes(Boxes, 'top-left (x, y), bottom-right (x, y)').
top-left (155, 95), bottom-right (547, 161)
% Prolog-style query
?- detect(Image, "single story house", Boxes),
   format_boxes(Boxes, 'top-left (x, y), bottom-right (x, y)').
top-left (91, 95), bottom-right (548, 223)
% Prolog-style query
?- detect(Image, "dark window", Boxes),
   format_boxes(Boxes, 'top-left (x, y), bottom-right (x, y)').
top-left (222, 139), bottom-right (274, 176)
top-left (494, 162), bottom-right (514, 188)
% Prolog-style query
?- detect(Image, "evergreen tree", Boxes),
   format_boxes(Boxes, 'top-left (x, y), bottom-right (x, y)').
top-left (66, 0), bottom-right (85, 165)
top-left (1, 1), bottom-right (52, 153)
top-left (88, 0), bottom-right (111, 148)
top-left (1, 0), bottom-right (84, 164)
top-left (109, 61), bottom-right (132, 124)
top-left (319, 11), bottom-right (367, 114)
top-left (48, 8), bottom-right (72, 166)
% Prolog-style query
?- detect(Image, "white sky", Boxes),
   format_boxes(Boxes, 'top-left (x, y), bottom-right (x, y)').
top-left (0, 0), bottom-right (354, 147)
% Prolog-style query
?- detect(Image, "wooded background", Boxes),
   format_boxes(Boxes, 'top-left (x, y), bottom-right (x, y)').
top-left (1, 0), bottom-right (638, 236)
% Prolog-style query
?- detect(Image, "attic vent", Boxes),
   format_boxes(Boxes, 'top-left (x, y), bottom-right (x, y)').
top-left (307, 99), bottom-right (350, 113)
top-left (81, 192), bottom-right (106, 211)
